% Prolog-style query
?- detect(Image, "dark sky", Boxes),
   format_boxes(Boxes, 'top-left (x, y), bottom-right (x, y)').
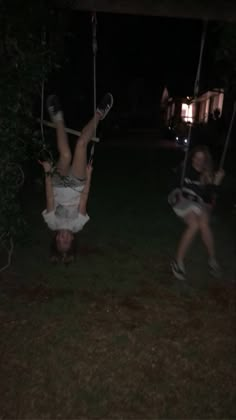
top-left (49, 11), bottom-right (218, 124)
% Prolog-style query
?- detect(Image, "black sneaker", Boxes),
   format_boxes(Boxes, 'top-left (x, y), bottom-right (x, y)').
top-left (171, 259), bottom-right (186, 281)
top-left (46, 95), bottom-right (62, 122)
top-left (97, 93), bottom-right (113, 120)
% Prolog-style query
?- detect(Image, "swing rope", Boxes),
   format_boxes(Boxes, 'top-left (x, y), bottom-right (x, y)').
top-left (89, 11), bottom-right (98, 163)
top-left (39, 29), bottom-right (54, 164)
top-left (180, 20), bottom-right (208, 187)
top-left (40, 80), bottom-right (45, 146)
top-left (39, 15), bottom-right (99, 164)
top-left (40, 29), bottom-right (46, 148)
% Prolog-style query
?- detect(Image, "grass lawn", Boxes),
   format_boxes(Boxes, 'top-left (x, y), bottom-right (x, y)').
top-left (0, 141), bottom-right (236, 419)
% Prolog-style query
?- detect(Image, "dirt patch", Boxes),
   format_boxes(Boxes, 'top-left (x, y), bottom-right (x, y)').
top-left (0, 281), bottom-right (235, 419)
top-left (78, 245), bottom-right (104, 256)
top-left (207, 282), bottom-right (236, 308)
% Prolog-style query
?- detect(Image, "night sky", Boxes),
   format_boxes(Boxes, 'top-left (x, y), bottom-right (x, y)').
top-left (48, 11), bottom-right (218, 126)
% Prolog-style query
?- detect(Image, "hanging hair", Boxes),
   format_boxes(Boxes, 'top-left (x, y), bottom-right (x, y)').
top-left (189, 145), bottom-right (214, 184)
top-left (50, 233), bottom-right (77, 265)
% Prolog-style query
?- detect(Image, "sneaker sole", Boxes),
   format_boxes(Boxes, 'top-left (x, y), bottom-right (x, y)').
top-left (170, 262), bottom-right (186, 281)
top-left (98, 93), bottom-right (114, 120)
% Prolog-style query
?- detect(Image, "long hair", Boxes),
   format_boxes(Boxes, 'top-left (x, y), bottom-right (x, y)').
top-left (50, 232), bottom-right (77, 264)
top-left (188, 145), bottom-right (214, 184)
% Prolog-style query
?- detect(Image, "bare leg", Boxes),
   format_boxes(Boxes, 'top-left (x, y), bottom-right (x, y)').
top-left (71, 112), bottom-right (101, 179)
top-left (176, 212), bottom-right (200, 264)
top-left (55, 120), bottom-right (72, 176)
top-left (199, 210), bottom-right (215, 259)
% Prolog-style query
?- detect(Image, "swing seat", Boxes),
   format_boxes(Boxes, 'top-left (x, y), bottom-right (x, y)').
top-left (168, 188), bottom-right (204, 218)
top-left (168, 188), bottom-right (182, 207)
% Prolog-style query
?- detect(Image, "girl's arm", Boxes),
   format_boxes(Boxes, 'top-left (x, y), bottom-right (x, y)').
top-left (78, 162), bottom-right (93, 216)
top-left (39, 161), bottom-right (55, 212)
top-left (205, 169), bottom-right (225, 205)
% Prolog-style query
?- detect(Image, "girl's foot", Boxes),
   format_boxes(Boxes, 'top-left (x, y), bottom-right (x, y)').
top-left (208, 257), bottom-right (221, 278)
top-left (96, 93), bottom-right (113, 120)
top-left (47, 95), bottom-right (64, 123)
top-left (171, 259), bottom-right (186, 281)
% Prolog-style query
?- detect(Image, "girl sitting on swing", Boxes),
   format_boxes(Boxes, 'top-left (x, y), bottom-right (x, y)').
top-left (168, 145), bottom-right (225, 280)
top-left (39, 93), bottom-right (113, 263)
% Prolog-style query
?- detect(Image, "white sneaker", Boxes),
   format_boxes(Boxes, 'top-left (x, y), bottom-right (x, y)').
top-left (208, 258), bottom-right (221, 278)
top-left (171, 259), bottom-right (186, 281)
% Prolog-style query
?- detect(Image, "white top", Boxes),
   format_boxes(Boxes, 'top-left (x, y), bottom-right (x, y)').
top-left (42, 184), bottom-right (90, 233)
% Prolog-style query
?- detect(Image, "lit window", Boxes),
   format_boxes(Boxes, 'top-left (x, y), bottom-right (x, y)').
top-left (181, 103), bottom-right (193, 122)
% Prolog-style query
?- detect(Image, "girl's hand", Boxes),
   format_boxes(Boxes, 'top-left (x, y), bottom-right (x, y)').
top-left (214, 169), bottom-right (225, 185)
top-left (38, 160), bottom-right (52, 173)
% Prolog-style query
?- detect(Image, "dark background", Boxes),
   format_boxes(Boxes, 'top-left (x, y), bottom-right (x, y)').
top-left (47, 12), bottom-right (219, 129)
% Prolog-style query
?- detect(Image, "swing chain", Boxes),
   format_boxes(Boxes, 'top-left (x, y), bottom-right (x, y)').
top-left (181, 19), bottom-right (208, 188)
top-left (92, 12), bottom-right (98, 55)
top-left (193, 20), bottom-right (208, 98)
top-left (219, 100), bottom-right (236, 169)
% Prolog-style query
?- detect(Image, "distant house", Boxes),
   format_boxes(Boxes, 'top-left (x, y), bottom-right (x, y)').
top-left (161, 86), bottom-right (224, 126)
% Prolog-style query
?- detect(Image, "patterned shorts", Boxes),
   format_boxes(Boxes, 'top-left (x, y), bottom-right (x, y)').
top-left (52, 169), bottom-right (86, 189)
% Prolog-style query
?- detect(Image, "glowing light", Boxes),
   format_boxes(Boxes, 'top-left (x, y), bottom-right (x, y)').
top-left (181, 103), bottom-right (193, 122)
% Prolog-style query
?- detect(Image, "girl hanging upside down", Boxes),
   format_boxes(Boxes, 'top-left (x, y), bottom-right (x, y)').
top-left (39, 93), bottom-right (113, 263)
top-left (168, 145), bottom-right (225, 281)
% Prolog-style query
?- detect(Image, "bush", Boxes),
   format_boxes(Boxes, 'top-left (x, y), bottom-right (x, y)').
top-left (0, 0), bottom-right (67, 268)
